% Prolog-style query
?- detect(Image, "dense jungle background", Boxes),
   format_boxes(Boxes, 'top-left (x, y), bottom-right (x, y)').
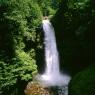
top-left (0, 0), bottom-right (95, 95)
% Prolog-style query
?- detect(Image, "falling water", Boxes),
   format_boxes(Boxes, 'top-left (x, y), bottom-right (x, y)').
top-left (43, 19), bottom-right (60, 76)
top-left (36, 19), bottom-right (71, 95)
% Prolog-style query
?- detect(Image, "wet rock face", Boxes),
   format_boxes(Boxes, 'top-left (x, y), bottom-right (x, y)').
top-left (24, 82), bottom-right (54, 95)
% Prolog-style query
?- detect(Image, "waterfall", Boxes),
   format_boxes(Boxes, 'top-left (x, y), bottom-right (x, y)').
top-left (36, 19), bottom-right (71, 95)
top-left (43, 19), bottom-right (60, 75)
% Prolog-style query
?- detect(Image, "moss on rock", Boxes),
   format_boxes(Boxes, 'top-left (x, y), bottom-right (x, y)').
top-left (69, 64), bottom-right (95, 95)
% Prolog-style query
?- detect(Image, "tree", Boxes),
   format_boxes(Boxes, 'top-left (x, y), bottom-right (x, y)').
top-left (0, 0), bottom-right (42, 94)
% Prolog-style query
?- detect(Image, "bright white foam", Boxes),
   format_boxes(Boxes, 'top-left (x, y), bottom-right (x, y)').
top-left (37, 19), bottom-right (71, 87)
top-left (37, 73), bottom-right (71, 87)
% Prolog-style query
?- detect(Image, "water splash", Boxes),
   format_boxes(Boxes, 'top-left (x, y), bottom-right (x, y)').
top-left (36, 19), bottom-right (71, 90)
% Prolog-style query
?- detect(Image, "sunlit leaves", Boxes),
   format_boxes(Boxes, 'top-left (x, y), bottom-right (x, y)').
top-left (0, 0), bottom-right (41, 93)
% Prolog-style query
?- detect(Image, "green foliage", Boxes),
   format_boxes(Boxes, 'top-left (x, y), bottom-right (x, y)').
top-left (15, 50), bottom-right (37, 80)
top-left (0, 61), bottom-right (17, 89)
top-left (0, 0), bottom-right (42, 94)
top-left (69, 64), bottom-right (95, 95)
top-left (47, 6), bottom-right (56, 16)
top-left (68, 0), bottom-right (90, 9)
top-left (37, 0), bottom-right (60, 16)
top-left (52, 0), bottom-right (95, 75)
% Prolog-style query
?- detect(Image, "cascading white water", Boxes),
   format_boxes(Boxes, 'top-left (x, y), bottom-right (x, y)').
top-left (43, 19), bottom-right (60, 75)
top-left (36, 19), bottom-right (71, 95)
